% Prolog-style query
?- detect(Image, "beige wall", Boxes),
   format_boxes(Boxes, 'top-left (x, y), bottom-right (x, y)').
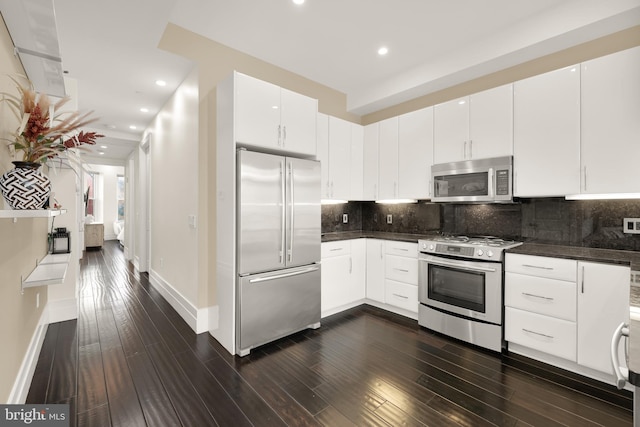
top-left (144, 68), bottom-right (200, 306)
top-left (0, 15), bottom-right (49, 402)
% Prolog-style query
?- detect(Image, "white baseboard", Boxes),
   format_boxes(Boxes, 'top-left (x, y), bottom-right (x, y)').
top-left (47, 298), bottom-right (78, 323)
top-left (148, 269), bottom-right (212, 334)
top-left (8, 308), bottom-right (49, 404)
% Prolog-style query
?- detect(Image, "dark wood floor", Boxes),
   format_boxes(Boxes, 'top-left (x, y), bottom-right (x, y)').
top-left (27, 241), bottom-right (633, 426)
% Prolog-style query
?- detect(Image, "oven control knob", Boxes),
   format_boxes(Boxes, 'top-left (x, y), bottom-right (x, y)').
top-left (422, 243), bottom-right (427, 250)
top-left (477, 249), bottom-right (484, 256)
top-left (487, 250), bottom-right (494, 258)
top-left (429, 244), bottom-right (434, 251)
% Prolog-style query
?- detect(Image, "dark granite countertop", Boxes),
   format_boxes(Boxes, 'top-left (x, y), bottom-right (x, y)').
top-left (506, 242), bottom-right (640, 271)
top-left (321, 231), bottom-right (439, 243)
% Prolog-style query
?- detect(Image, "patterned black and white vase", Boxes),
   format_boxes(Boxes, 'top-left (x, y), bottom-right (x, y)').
top-left (0, 161), bottom-right (51, 210)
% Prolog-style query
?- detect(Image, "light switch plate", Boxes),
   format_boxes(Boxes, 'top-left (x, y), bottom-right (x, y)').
top-left (623, 218), bottom-right (640, 234)
top-left (387, 214), bottom-right (393, 224)
top-left (342, 214), bottom-right (348, 223)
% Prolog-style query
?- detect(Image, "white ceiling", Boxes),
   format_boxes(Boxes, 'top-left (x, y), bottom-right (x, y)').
top-left (3, 0), bottom-right (640, 162)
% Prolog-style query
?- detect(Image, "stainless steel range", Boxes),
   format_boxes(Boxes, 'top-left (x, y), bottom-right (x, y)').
top-left (418, 235), bottom-right (523, 352)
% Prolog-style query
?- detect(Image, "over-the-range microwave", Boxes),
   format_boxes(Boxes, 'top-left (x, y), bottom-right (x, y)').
top-left (431, 156), bottom-right (513, 203)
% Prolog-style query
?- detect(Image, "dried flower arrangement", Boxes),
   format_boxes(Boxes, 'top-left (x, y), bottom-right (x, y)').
top-left (1, 75), bottom-right (104, 165)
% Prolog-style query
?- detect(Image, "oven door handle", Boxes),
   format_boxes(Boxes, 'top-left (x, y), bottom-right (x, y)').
top-left (419, 257), bottom-right (497, 273)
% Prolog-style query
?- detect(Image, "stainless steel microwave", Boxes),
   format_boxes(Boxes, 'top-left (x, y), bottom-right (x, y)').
top-left (431, 156), bottom-right (513, 203)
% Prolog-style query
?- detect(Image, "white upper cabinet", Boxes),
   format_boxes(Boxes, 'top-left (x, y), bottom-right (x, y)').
top-left (235, 72), bottom-right (317, 156)
top-left (513, 66), bottom-right (581, 197)
top-left (434, 84), bottom-right (513, 164)
top-left (316, 113), bottom-right (330, 199)
top-left (328, 116), bottom-right (352, 200)
top-left (378, 117), bottom-right (400, 199)
top-left (581, 46), bottom-right (640, 195)
top-left (350, 124), bottom-right (364, 200)
top-left (398, 107), bottom-right (434, 199)
top-left (362, 123), bottom-right (379, 200)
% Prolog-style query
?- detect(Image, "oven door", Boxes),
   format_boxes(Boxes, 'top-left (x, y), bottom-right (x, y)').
top-left (418, 253), bottom-right (503, 325)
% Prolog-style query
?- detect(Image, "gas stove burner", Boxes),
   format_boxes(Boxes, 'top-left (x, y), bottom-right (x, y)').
top-left (419, 235), bottom-right (523, 261)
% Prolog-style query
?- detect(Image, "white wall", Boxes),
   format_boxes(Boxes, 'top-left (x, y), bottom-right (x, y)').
top-left (86, 164), bottom-right (124, 240)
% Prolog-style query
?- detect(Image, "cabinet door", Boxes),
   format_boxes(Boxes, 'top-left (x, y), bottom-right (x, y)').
top-left (350, 239), bottom-right (367, 303)
top-left (316, 113), bottom-right (330, 198)
top-left (321, 254), bottom-right (351, 315)
top-left (328, 116), bottom-right (351, 200)
top-left (235, 73), bottom-right (281, 150)
top-left (350, 124), bottom-right (364, 200)
top-left (363, 123), bottom-right (379, 200)
top-left (581, 47), bottom-right (640, 194)
top-left (378, 117), bottom-right (399, 199)
top-left (366, 239), bottom-right (385, 303)
top-left (398, 107), bottom-right (433, 199)
top-left (513, 66), bottom-right (580, 197)
top-left (434, 97), bottom-right (469, 164)
top-left (469, 84), bottom-right (513, 159)
top-left (577, 262), bottom-right (630, 374)
top-left (280, 88), bottom-right (317, 156)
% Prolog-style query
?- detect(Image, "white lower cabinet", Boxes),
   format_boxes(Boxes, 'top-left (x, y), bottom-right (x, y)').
top-left (366, 239), bottom-right (385, 303)
top-left (384, 241), bottom-right (418, 313)
top-left (321, 239), bottom-right (365, 317)
top-left (505, 253), bottom-right (630, 381)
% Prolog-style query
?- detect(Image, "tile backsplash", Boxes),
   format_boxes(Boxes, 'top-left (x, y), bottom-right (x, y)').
top-left (322, 199), bottom-right (640, 251)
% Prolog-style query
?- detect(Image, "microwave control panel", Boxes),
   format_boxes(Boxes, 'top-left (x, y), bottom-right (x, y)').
top-left (495, 169), bottom-right (509, 195)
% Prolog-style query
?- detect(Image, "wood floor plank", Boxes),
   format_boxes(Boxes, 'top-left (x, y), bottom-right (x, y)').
top-left (126, 351), bottom-right (182, 427)
top-left (46, 320), bottom-right (78, 404)
top-left (26, 322), bottom-right (59, 404)
top-left (76, 342), bottom-right (107, 414)
top-left (145, 341), bottom-right (218, 427)
top-left (77, 404), bottom-right (111, 427)
top-left (102, 346), bottom-right (147, 427)
top-left (173, 349), bottom-right (254, 427)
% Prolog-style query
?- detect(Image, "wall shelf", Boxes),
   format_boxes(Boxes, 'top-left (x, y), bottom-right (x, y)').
top-left (21, 253), bottom-right (70, 294)
top-left (0, 209), bottom-right (66, 219)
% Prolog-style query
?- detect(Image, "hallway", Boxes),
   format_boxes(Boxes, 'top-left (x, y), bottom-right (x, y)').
top-left (27, 241), bottom-right (633, 426)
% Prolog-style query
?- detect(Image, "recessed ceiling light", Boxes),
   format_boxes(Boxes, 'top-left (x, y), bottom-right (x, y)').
top-left (140, 107), bottom-right (149, 113)
top-left (100, 145), bottom-right (107, 149)
top-left (458, 100), bottom-right (466, 105)
top-left (98, 151), bottom-right (105, 155)
top-left (292, 0), bottom-right (304, 4)
top-left (155, 80), bottom-right (167, 87)
top-left (377, 46), bottom-right (388, 56)
top-left (129, 125), bottom-right (137, 130)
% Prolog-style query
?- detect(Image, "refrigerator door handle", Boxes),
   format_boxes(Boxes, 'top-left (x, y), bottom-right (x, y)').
top-left (280, 160), bottom-right (286, 265)
top-left (249, 266), bottom-right (319, 283)
top-left (288, 161), bottom-right (294, 262)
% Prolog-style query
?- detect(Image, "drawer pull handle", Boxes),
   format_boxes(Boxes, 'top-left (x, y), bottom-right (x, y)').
top-left (392, 293), bottom-right (409, 299)
top-left (522, 292), bottom-right (554, 301)
top-left (394, 268), bottom-right (410, 273)
top-left (393, 248), bottom-right (409, 251)
top-left (330, 248), bottom-right (343, 252)
top-left (522, 328), bottom-right (554, 339)
top-left (522, 264), bottom-right (554, 270)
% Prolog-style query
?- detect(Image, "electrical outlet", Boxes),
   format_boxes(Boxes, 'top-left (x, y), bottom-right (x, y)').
top-left (342, 214), bottom-right (348, 224)
top-left (387, 214), bottom-right (393, 224)
top-left (623, 218), bottom-right (640, 234)
top-left (373, 213), bottom-right (377, 222)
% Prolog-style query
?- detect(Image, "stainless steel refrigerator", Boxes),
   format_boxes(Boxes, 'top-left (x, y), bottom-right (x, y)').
top-left (236, 149), bottom-right (321, 356)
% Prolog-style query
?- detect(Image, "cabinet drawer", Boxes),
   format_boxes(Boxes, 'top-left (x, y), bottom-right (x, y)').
top-left (505, 307), bottom-right (576, 362)
top-left (506, 254), bottom-right (576, 281)
top-left (385, 279), bottom-right (418, 313)
top-left (322, 240), bottom-right (351, 258)
top-left (505, 272), bottom-right (577, 321)
top-left (385, 255), bottom-right (418, 285)
top-left (385, 241), bottom-right (418, 258)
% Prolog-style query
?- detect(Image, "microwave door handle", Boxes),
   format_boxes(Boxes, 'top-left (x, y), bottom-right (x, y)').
top-left (488, 168), bottom-right (494, 197)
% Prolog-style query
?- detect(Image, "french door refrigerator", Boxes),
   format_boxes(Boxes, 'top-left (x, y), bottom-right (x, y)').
top-left (236, 149), bottom-right (321, 356)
